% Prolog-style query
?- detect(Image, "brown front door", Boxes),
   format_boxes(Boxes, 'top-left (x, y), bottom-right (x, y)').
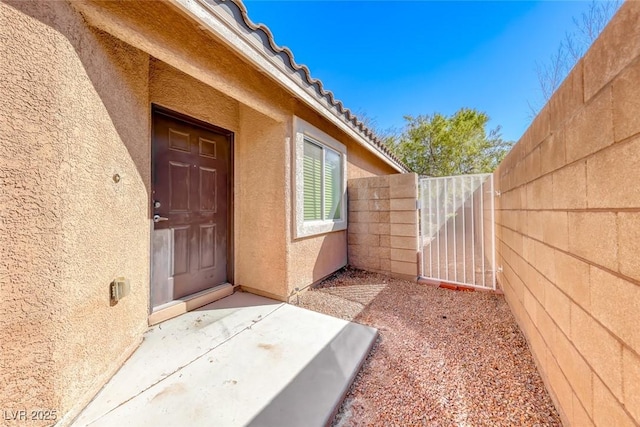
top-left (152, 109), bottom-right (231, 300)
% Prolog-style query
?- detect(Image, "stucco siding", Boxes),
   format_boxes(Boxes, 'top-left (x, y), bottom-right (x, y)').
top-left (285, 108), bottom-right (397, 297)
top-left (1, 0), bottom-right (403, 420)
top-left (285, 144), bottom-right (398, 295)
top-left (70, 0), bottom-right (398, 300)
top-left (1, 1), bottom-right (151, 421)
top-left (287, 231), bottom-right (349, 295)
top-left (149, 59), bottom-right (240, 134)
top-left (148, 60), bottom-right (291, 299)
top-left (73, 0), bottom-right (291, 124)
top-left (347, 141), bottom-right (399, 179)
top-left (235, 105), bottom-right (289, 298)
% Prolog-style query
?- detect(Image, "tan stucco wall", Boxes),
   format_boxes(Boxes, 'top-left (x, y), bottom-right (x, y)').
top-left (284, 107), bottom-right (400, 296)
top-left (149, 61), bottom-right (283, 299)
top-left (236, 105), bottom-right (289, 298)
top-left (1, 0), bottom-right (402, 421)
top-left (150, 59), bottom-right (240, 134)
top-left (347, 141), bottom-right (399, 179)
top-left (70, 0), bottom-right (398, 301)
top-left (150, 62), bottom-right (292, 300)
top-left (494, 2), bottom-right (640, 425)
top-left (73, 0), bottom-right (291, 124)
top-left (1, 1), bottom-right (150, 423)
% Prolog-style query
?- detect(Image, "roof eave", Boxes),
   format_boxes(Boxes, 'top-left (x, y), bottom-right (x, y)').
top-left (166, 0), bottom-right (408, 173)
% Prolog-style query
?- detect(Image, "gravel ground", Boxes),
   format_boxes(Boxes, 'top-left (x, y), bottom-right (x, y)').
top-left (296, 267), bottom-right (562, 426)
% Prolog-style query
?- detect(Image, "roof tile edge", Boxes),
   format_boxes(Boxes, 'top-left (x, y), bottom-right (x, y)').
top-left (214, 0), bottom-right (410, 173)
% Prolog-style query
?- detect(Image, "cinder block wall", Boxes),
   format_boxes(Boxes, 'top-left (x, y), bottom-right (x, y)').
top-left (347, 173), bottom-right (419, 279)
top-left (494, 3), bottom-right (640, 426)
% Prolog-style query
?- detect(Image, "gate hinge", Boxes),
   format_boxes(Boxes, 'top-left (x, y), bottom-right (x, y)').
top-left (495, 191), bottom-right (501, 197)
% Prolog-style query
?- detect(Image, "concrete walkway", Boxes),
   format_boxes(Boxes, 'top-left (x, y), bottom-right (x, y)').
top-left (72, 291), bottom-right (377, 427)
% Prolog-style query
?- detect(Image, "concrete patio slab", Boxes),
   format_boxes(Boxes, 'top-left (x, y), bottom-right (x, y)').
top-left (72, 291), bottom-right (377, 427)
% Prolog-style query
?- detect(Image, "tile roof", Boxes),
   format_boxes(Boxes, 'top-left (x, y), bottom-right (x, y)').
top-left (208, 0), bottom-right (409, 172)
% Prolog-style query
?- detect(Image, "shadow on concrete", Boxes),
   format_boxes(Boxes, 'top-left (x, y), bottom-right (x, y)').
top-left (245, 321), bottom-right (377, 427)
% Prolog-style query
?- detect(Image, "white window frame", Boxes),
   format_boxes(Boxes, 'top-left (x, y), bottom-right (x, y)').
top-left (294, 116), bottom-right (347, 239)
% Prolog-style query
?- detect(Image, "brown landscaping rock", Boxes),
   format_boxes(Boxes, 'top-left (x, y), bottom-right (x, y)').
top-left (298, 267), bottom-right (562, 426)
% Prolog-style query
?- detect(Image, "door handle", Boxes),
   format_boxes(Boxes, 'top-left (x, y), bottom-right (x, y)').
top-left (153, 215), bottom-right (169, 223)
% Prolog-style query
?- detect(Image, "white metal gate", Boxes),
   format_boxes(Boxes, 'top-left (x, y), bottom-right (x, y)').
top-left (419, 174), bottom-right (496, 290)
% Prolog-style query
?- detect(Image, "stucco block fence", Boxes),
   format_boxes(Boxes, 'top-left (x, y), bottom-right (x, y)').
top-left (493, 2), bottom-right (640, 426)
top-left (347, 173), bottom-right (420, 280)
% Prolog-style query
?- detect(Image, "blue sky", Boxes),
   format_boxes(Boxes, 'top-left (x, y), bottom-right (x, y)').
top-left (243, 1), bottom-right (605, 142)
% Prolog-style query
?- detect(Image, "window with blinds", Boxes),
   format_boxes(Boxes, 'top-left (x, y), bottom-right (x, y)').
top-left (303, 138), bottom-right (342, 221)
top-left (294, 116), bottom-right (346, 238)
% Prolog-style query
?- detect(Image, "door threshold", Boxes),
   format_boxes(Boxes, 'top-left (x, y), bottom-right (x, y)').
top-left (149, 283), bottom-right (234, 326)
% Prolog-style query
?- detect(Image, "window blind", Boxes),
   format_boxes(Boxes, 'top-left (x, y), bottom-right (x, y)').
top-left (303, 140), bottom-right (323, 221)
top-left (324, 149), bottom-right (341, 220)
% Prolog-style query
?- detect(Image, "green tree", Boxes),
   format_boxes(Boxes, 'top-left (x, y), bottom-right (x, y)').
top-left (390, 108), bottom-right (512, 177)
